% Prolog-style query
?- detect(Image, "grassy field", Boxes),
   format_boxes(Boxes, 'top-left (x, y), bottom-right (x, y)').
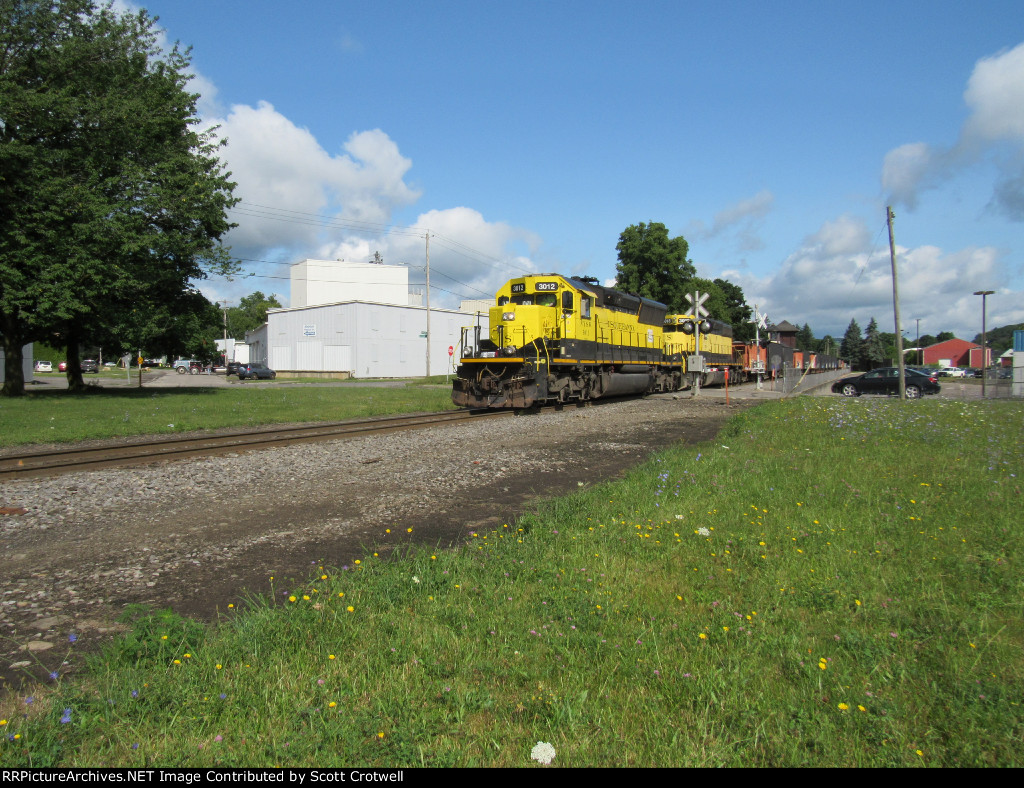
top-left (1, 396), bottom-right (1021, 767)
top-left (0, 382), bottom-right (455, 448)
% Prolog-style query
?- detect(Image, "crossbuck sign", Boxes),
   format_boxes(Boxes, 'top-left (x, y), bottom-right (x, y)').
top-left (684, 291), bottom-right (709, 319)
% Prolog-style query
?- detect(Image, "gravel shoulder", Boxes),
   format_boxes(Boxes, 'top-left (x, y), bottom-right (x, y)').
top-left (0, 390), bottom-right (762, 689)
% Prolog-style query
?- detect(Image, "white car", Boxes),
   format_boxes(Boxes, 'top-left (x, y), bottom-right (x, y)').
top-left (34, 360), bottom-right (53, 373)
top-left (940, 367), bottom-right (967, 378)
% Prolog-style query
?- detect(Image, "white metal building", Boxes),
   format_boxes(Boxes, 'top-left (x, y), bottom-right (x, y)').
top-left (291, 259), bottom-right (413, 308)
top-left (246, 301), bottom-right (480, 378)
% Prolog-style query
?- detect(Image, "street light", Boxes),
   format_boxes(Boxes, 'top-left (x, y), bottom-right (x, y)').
top-left (974, 290), bottom-right (994, 398)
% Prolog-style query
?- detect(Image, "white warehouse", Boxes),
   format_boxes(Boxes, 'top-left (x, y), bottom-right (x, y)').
top-left (247, 301), bottom-right (485, 378)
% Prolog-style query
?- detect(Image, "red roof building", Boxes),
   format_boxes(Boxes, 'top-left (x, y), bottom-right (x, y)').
top-left (920, 338), bottom-right (991, 367)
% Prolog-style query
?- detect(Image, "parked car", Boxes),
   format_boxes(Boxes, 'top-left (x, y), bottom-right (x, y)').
top-left (81, 359), bottom-right (99, 373)
top-left (938, 366), bottom-right (966, 378)
top-left (34, 360), bottom-right (53, 373)
top-left (831, 367), bottom-right (940, 399)
top-left (225, 360), bottom-right (244, 376)
top-left (237, 363), bottom-right (276, 381)
top-left (58, 361), bottom-right (67, 372)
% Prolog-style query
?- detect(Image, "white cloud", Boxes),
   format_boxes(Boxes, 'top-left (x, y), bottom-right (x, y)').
top-left (883, 41), bottom-right (1024, 217)
top-left (963, 42), bottom-right (1024, 143)
top-left (720, 215), bottom-right (1023, 340)
top-left (687, 189), bottom-right (774, 252)
top-left (317, 207), bottom-right (542, 307)
top-left (204, 102), bottom-right (421, 255)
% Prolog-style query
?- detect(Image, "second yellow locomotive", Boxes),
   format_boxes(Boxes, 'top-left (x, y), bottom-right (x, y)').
top-left (453, 274), bottom-right (684, 408)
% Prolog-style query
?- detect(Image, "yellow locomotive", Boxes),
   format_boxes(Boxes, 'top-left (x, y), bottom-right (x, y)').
top-left (453, 274), bottom-right (683, 408)
top-left (663, 314), bottom-right (737, 386)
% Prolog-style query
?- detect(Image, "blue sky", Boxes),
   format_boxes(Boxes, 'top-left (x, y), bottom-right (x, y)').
top-left (140, 0), bottom-right (1023, 342)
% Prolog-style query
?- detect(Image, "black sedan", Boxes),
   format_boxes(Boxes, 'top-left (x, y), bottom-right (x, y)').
top-left (237, 363), bottom-right (276, 381)
top-left (832, 367), bottom-right (940, 399)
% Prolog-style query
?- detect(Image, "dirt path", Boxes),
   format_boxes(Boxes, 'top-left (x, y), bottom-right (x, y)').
top-left (0, 393), bottom-right (755, 692)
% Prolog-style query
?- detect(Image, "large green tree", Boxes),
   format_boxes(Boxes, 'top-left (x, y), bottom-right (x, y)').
top-left (863, 317), bottom-right (886, 369)
top-left (614, 222), bottom-right (696, 311)
top-left (0, 0), bottom-right (238, 395)
top-left (225, 291), bottom-right (282, 340)
top-left (712, 277), bottom-right (753, 340)
top-left (840, 318), bottom-right (864, 370)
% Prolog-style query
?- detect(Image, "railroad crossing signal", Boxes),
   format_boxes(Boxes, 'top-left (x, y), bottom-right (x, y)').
top-left (685, 291), bottom-right (709, 319)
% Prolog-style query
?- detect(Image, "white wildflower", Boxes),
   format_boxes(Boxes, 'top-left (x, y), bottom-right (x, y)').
top-left (675, 514), bottom-right (684, 520)
top-left (531, 741), bottom-right (556, 765)
top-left (412, 576), bottom-right (420, 584)
top-left (696, 527), bottom-right (711, 537)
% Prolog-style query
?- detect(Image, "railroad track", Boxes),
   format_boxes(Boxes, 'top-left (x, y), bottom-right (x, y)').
top-left (0, 409), bottom-right (513, 481)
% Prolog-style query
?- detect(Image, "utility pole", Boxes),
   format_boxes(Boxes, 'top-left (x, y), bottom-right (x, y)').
top-left (425, 232), bottom-right (431, 378)
top-left (887, 206), bottom-right (906, 399)
top-left (221, 303), bottom-right (230, 367)
top-left (916, 318), bottom-right (921, 367)
top-left (974, 290), bottom-right (994, 398)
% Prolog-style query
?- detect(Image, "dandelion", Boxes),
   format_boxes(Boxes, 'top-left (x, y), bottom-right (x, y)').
top-left (837, 703), bottom-right (849, 711)
top-left (858, 705), bottom-right (866, 712)
top-left (531, 741), bottom-right (556, 765)
top-left (328, 702), bottom-right (337, 708)
top-left (699, 633), bottom-right (707, 640)
top-left (347, 606), bottom-right (354, 612)
top-left (329, 654), bottom-right (336, 660)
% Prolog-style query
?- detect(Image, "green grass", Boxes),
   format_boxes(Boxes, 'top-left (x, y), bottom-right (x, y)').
top-left (0, 385), bottom-right (456, 448)
top-left (1, 397), bottom-right (1021, 766)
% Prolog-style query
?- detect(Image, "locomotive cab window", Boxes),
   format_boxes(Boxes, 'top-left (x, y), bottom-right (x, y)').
top-left (498, 296), bottom-right (509, 306)
top-left (580, 295), bottom-right (591, 319)
top-left (536, 293), bottom-right (557, 307)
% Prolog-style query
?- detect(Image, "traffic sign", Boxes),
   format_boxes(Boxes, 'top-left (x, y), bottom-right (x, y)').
top-left (448, 345), bottom-right (454, 357)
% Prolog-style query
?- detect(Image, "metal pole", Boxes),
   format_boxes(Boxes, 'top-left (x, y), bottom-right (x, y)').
top-left (974, 290), bottom-right (994, 398)
top-left (887, 207), bottom-right (906, 399)
top-left (425, 232), bottom-right (431, 378)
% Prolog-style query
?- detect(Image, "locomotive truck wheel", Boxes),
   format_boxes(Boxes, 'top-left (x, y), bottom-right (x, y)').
top-left (841, 383), bottom-right (860, 397)
top-left (905, 385), bottom-right (921, 399)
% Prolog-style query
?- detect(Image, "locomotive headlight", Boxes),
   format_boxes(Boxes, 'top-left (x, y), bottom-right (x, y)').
top-left (502, 311), bottom-right (515, 321)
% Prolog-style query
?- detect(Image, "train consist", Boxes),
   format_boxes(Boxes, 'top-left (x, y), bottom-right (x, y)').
top-left (451, 274), bottom-right (842, 409)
